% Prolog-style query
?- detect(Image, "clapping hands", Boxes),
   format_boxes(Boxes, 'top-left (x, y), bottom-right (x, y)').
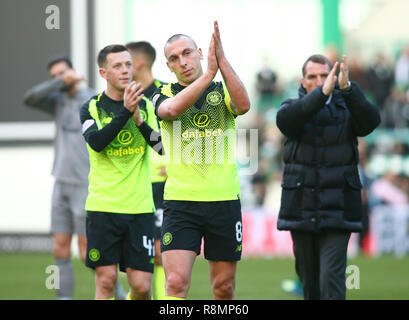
top-left (322, 55), bottom-right (350, 96)
top-left (124, 81), bottom-right (144, 126)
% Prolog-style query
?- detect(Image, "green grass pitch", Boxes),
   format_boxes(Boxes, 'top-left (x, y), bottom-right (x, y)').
top-left (0, 253), bottom-right (408, 300)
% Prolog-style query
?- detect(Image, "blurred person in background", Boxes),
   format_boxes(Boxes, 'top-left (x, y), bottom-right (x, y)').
top-left (370, 139), bottom-right (409, 206)
top-left (255, 56), bottom-right (280, 114)
top-left (251, 171), bottom-right (267, 207)
top-left (126, 41), bottom-right (166, 100)
top-left (23, 57), bottom-right (97, 300)
top-left (386, 45), bottom-right (409, 128)
top-left (381, 90), bottom-right (408, 128)
top-left (324, 44), bottom-right (340, 66)
top-left (126, 41), bottom-right (168, 300)
top-left (365, 53), bottom-right (394, 115)
top-left (357, 138), bottom-right (376, 253)
top-left (276, 54), bottom-right (380, 300)
top-left (348, 55), bottom-right (368, 94)
top-left (394, 45), bottom-right (409, 92)
top-left (371, 172), bottom-right (408, 205)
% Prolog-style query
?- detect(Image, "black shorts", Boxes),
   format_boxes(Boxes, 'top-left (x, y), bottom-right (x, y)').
top-left (152, 182), bottom-right (165, 240)
top-left (160, 200), bottom-right (242, 261)
top-left (86, 211), bottom-right (155, 273)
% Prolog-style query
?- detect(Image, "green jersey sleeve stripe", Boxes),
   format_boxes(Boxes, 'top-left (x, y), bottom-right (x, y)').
top-left (88, 93), bottom-right (103, 129)
top-left (222, 82), bottom-right (236, 115)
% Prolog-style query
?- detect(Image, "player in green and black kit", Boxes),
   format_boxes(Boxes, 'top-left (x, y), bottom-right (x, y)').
top-left (152, 21), bottom-right (250, 300)
top-left (126, 41), bottom-right (168, 300)
top-left (80, 45), bottom-right (162, 300)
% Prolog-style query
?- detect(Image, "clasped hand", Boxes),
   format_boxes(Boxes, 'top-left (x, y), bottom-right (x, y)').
top-left (322, 55), bottom-right (350, 96)
top-left (124, 81), bottom-right (144, 125)
top-left (207, 21), bottom-right (226, 78)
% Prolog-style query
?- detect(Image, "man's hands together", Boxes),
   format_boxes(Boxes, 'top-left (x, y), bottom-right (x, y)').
top-left (322, 55), bottom-right (351, 96)
top-left (206, 20), bottom-right (227, 79)
top-left (124, 81), bottom-right (144, 126)
top-left (62, 69), bottom-right (84, 87)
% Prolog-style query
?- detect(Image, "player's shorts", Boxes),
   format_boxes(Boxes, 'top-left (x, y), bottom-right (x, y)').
top-left (160, 200), bottom-right (242, 261)
top-left (85, 211), bottom-right (155, 273)
top-left (51, 181), bottom-right (87, 235)
top-left (152, 182), bottom-right (165, 240)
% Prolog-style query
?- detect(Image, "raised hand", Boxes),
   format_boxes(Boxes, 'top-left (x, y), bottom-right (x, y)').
top-left (338, 55), bottom-right (350, 89)
top-left (124, 81), bottom-right (144, 114)
top-left (62, 69), bottom-right (84, 86)
top-left (213, 21), bottom-right (225, 62)
top-left (207, 32), bottom-right (219, 78)
top-left (322, 61), bottom-right (339, 96)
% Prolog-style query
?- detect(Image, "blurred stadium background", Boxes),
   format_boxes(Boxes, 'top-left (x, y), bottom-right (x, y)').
top-left (0, 0), bottom-right (408, 299)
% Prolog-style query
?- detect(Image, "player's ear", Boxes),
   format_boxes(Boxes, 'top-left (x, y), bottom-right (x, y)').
top-left (166, 61), bottom-right (174, 73)
top-left (198, 48), bottom-right (203, 60)
top-left (135, 57), bottom-right (144, 70)
top-left (99, 67), bottom-right (107, 80)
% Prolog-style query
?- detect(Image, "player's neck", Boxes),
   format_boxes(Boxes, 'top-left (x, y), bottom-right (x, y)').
top-left (133, 70), bottom-right (154, 90)
top-left (105, 84), bottom-right (124, 101)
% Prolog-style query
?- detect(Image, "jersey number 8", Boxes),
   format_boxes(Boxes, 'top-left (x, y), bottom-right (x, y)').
top-left (235, 221), bottom-right (242, 242)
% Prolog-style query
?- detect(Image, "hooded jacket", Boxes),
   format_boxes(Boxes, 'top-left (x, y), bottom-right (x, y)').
top-left (276, 82), bottom-right (380, 232)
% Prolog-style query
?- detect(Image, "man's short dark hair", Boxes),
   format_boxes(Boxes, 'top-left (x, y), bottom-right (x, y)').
top-left (164, 34), bottom-right (197, 56)
top-left (302, 54), bottom-right (333, 77)
top-left (47, 56), bottom-right (73, 71)
top-left (97, 44), bottom-right (128, 68)
top-left (126, 41), bottom-right (156, 68)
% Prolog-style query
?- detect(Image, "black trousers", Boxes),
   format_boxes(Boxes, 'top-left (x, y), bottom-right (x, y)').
top-left (290, 230), bottom-right (351, 300)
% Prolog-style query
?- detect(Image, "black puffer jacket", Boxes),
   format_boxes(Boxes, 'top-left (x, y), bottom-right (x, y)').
top-left (276, 82), bottom-right (380, 232)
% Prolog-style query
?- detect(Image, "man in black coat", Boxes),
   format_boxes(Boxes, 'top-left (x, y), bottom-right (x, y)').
top-left (276, 54), bottom-right (380, 300)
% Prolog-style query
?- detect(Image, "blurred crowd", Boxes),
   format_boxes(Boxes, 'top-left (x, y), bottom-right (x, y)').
top-left (241, 45), bottom-right (409, 252)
